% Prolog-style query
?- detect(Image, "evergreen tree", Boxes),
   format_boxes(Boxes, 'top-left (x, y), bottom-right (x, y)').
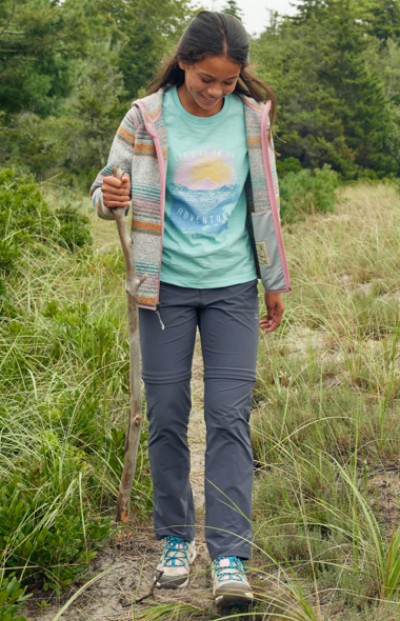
top-left (252, 0), bottom-right (399, 177)
top-left (0, 0), bottom-right (73, 115)
top-left (0, 0), bottom-right (193, 181)
top-left (222, 1), bottom-right (244, 21)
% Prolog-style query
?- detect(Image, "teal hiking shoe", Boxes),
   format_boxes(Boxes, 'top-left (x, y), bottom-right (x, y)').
top-left (155, 536), bottom-right (197, 589)
top-left (212, 556), bottom-right (254, 610)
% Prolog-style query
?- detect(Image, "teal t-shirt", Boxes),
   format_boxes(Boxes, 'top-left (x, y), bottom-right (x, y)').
top-left (160, 86), bottom-right (257, 288)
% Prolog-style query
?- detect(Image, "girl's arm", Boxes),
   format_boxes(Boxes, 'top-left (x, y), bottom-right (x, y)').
top-left (90, 106), bottom-right (139, 220)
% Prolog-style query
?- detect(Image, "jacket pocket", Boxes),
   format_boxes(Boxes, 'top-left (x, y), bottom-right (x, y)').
top-left (250, 211), bottom-right (287, 291)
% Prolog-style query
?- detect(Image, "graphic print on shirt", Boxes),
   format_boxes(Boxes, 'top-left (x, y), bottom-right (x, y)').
top-left (169, 150), bottom-right (240, 236)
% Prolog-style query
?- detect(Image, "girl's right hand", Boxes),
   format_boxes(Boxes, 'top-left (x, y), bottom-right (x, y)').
top-left (102, 174), bottom-right (131, 208)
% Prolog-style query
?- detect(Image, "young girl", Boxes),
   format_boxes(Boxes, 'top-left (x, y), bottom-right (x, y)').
top-left (91, 10), bottom-right (290, 611)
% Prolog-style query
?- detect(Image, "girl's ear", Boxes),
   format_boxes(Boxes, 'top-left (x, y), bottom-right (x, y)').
top-left (178, 59), bottom-right (186, 71)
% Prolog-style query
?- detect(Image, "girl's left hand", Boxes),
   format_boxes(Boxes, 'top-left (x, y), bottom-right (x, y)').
top-left (260, 291), bottom-right (284, 332)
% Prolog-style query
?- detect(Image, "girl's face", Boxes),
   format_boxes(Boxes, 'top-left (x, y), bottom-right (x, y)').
top-left (178, 55), bottom-right (241, 117)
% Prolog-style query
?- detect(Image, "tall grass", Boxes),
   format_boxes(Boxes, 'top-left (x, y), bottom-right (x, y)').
top-left (2, 177), bottom-right (400, 621)
top-left (250, 182), bottom-right (400, 620)
top-left (1, 176), bottom-right (151, 615)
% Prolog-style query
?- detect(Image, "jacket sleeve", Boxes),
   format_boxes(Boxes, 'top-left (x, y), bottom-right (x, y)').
top-left (90, 105), bottom-right (140, 220)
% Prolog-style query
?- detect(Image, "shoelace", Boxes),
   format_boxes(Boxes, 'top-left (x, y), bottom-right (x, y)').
top-left (160, 536), bottom-right (190, 568)
top-left (213, 556), bottom-right (245, 583)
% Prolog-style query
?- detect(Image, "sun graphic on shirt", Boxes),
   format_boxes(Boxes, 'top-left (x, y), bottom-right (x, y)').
top-left (190, 159), bottom-right (233, 185)
top-left (174, 152), bottom-right (236, 190)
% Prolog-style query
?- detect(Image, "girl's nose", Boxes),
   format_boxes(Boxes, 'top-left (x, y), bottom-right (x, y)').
top-left (207, 85), bottom-right (222, 97)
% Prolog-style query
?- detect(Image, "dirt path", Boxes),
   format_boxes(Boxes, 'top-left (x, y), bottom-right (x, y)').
top-left (26, 343), bottom-right (216, 621)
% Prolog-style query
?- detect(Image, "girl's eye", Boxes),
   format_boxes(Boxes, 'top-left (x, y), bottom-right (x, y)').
top-left (202, 78), bottom-right (213, 84)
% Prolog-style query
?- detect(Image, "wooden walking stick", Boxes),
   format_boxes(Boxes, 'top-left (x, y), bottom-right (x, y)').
top-left (111, 165), bottom-right (146, 523)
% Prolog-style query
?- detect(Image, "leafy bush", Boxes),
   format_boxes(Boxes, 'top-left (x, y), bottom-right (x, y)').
top-left (276, 156), bottom-right (303, 176)
top-left (0, 428), bottom-right (111, 593)
top-left (279, 164), bottom-right (340, 224)
top-left (0, 168), bottom-right (92, 316)
top-left (0, 168), bottom-right (56, 273)
top-left (0, 574), bottom-right (30, 621)
top-left (0, 168), bottom-right (91, 280)
top-left (55, 206), bottom-right (92, 250)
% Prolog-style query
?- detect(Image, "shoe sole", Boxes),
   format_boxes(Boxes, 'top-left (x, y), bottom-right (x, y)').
top-left (155, 576), bottom-right (190, 589)
top-left (215, 592), bottom-right (254, 612)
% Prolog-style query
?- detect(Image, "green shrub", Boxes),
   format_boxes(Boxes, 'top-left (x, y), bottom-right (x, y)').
top-left (0, 430), bottom-right (111, 593)
top-left (279, 164), bottom-right (340, 224)
top-left (55, 206), bottom-right (92, 251)
top-left (277, 156), bottom-right (303, 176)
top-left (0, 168), bottom-right (56, 273)
top-left (0, 574), bottom-right (30, 621)
top-left (0, 168), bottom-right (92, 283)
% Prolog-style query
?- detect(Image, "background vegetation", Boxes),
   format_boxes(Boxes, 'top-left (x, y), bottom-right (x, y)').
top-left (0, 171), bottom-right (151, 619)
top-left (250, 181), bottom-right (400, 621)
top-left (1, 0), bottom-right (400, 187)
top-left (1, 1), bottom-right (400, 620)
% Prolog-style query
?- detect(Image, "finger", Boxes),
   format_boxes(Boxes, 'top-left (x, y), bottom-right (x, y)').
top-left (103, 198), bottom-right (131, 207)
top-left (103, 176), bottom-right (125, 188)
top-left (104, 200), bottom-right (130, 208)
top-left (260, 320), bottom-right (279, 333)
top-left (259, 313), bottom-right (273, 328)
top-left (103, 192), bottom-right (131, 202)
top-left (259, 311), bottom-right (281, 332)
top-left (103, 187), bottom-right (130, 197)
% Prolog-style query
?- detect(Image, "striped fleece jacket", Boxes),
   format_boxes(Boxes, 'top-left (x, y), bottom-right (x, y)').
top-left (90, 88), bottom-right (291, 310)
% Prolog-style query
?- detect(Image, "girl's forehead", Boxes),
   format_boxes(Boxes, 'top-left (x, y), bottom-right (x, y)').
top-left (192, 55), bottom-right (241, 78)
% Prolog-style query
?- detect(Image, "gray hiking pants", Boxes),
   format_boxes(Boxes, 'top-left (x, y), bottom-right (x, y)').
top-left (139, 280), bottom-right (259, 560)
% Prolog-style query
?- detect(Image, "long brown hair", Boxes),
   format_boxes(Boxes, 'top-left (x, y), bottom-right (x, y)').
top-left (148, 11), bottom-right (276, 122)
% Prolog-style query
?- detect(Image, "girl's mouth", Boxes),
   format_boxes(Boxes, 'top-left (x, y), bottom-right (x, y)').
top-left (200, 94), bottom-right (219, 106)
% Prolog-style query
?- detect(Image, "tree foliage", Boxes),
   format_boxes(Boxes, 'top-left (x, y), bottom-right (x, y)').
top-left (252, 0), bottom-right (400, 178)
top-left (222, 0), bottom-right (244, 21)
top-left (0, 0), bottom-right (73, 115)
top-left (0, 0), bottom-right (400, 182)
top-left (0, 0), bottom-right (193, 183)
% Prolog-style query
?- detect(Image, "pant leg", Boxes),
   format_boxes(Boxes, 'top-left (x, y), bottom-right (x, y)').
top-left (139, 283), bottom-right (199, 542)
top-left (198, 280), bottom-right (259, 560)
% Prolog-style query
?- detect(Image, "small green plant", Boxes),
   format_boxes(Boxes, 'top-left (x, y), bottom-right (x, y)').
top-left (0, 574), bottom-right (30, 621)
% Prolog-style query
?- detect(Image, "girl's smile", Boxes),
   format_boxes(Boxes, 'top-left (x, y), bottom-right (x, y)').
top-left (178, 55), bottom-right (241, 117)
